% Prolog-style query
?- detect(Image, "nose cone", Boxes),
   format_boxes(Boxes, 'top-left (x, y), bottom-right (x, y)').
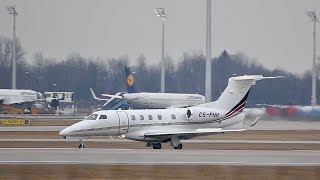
top-left (59, 126), bottom-right (72, 136)
top-left (59, 124), bottom-right (79, 137)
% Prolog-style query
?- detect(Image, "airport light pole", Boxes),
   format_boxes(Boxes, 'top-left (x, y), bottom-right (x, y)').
top-left (53, 83), bottom-right (56, 91)
top-left (6, 5), bottom-right (18, 89)
top-left (306, 10), bottom-right (318, 107)
top-left (205, 0), bottom-right (212, 102)
top-left (154, 8), bottom-right (166, 93)
top-left (25, 71), bottom-right (29, 89)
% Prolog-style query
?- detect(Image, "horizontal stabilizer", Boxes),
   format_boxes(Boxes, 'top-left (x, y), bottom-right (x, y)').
top-left (250, 117), bottom-right (260, 127)
top-left (232, 75), bottom-right (283, 81)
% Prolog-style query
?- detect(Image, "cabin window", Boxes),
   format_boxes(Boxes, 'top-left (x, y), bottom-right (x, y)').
top-left (148, 115), bottom-right (153, 120)
top-left (99, 115), bottom-right (108, 120)
top-left (157, 115), bottom-right (162, 120)
top-left (86, 114), bottom-right (98, 120)
top-left (140, 115), bottom-right (144, 120)
top-left (171, 114), bottom-right (176, 120)
top-left (131, 115), bottom-right (136, 121)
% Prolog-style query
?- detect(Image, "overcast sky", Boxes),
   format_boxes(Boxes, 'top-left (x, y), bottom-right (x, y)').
top-left (0, 0), bottom-right (319, 74)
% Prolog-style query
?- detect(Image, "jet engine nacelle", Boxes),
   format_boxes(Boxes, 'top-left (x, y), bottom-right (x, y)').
top-left (186, 108), bottom-right (225, 122)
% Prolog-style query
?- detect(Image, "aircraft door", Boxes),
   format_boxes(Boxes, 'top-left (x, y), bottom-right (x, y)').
top-left (117, 111), bottom-right (129, 134)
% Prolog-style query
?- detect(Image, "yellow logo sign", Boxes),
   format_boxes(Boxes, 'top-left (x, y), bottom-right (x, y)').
top-left (127, 74), bottom-right (135, 86)
top-left (2, 119), bottom-right (29, 125)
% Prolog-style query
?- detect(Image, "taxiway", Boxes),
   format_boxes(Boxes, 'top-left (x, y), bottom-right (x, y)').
top-left (0, 148), bottom-right (319, 166)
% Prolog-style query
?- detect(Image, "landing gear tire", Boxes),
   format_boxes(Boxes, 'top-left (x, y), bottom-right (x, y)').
top-left (170, 137), bottom-right (182, 150)
top-left (152, 143), bottom-right (161, 149)
top-left (79, 140), bottom-right (85, 149)
top-left (173, 144), bottom-right (182, 149)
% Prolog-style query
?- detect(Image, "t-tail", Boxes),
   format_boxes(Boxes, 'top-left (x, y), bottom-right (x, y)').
top-left (197, 75), bottom-right (280, 114)
top-left (125, 67), bottom-right (140, 93)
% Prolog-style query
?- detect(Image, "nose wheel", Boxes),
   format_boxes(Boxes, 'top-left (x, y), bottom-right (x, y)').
top-left (79, 139), bottom-right (85, 148)
top-left (152, 143), bottom-right (162, 149)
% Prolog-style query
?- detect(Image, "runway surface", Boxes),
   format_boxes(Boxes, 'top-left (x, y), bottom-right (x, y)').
top-left (1, 138), bottom-right (320, 144)
top-left (0, 148), bottom-right (320, 166)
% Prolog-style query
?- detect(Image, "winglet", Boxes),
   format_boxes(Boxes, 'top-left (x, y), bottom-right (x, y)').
top-left (250, 117), bottom-right (260, 127)
top-left (90, 88), bottom-right (98, 99)
top-left (90, 88), bottom-right (109, 101)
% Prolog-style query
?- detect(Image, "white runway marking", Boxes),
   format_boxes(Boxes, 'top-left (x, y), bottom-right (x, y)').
top-left (0, 148), bottom-right (133, 151)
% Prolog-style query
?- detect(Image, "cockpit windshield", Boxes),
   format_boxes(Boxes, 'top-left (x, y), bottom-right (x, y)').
top-left (86, 114), bottom-right (98, 120)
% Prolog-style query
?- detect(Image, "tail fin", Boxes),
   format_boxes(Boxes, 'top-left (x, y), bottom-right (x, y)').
top-left (125, 66), bottom-right (140, 93)
top-left (197, 75), bottom-right (279, 112)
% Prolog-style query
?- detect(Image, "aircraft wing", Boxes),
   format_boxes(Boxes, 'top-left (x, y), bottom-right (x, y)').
top-left (144, 128), bottom-right (246, 137)
top-left (167, 104), bottom-right (191, 108)
top-left (101, 94), bottom-right (123, 99)
top-left (144, 117), bottom-right (259, 138)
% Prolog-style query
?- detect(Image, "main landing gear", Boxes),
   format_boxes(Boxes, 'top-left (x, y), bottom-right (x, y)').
top-left (79, 139), bottom-right (85, 148)
top-left (146, 142), bottom-right (162, 149)
top-left (171, 137), bottom-right (182, 150)
top-left (146, 138), bottom-right (183, 150)
top-left (173, 144), bottom-right (182, 149)
top-left (152, 143), bottom-right (162, 149)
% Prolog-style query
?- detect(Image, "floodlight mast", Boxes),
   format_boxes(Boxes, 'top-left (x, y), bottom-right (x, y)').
top-left (306, 10), bottom-right (318, 107)
top-left (154, 8), bottom-right (166, 93)
top-left (205, 0), bottom-right (212, 102)
top-left (6, 5), bottom-right (18, 89)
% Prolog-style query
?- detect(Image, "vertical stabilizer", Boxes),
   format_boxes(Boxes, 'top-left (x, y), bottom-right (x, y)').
top-left (125, 67), bottom-right (140, 93)
top-left (197, 75), bottom-right (278, 113)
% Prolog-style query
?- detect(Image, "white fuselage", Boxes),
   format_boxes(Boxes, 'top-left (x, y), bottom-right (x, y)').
top-left (0, 89), bottom-right (42, 105)
top-left (123, 93), bottom-right (205, 108)
top-left (59, 108), bottom-right (245, 142)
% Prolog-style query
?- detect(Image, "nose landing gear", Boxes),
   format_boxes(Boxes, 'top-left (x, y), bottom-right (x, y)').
top-left (79, 139), bottom-right (85, 148)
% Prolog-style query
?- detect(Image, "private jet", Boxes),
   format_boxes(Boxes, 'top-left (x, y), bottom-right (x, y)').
top-left (60, 75), bottom-right (278, 149)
